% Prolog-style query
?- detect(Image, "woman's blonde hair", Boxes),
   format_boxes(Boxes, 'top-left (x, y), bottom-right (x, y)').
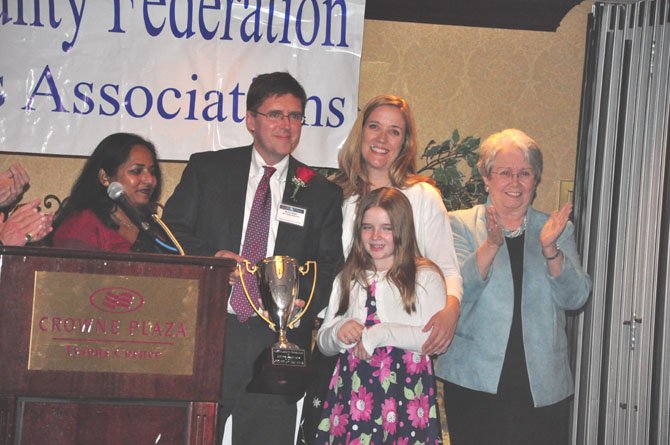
top-left (336, 187), bottom-right (442, 315)
top-left (333, 94), bottom-right (432, 199)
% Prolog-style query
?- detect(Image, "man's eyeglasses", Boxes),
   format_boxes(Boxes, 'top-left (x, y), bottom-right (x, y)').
top-left (490, 169), bottom-right (535, 182)
top-left (253, 110), bottom-right (306, 125)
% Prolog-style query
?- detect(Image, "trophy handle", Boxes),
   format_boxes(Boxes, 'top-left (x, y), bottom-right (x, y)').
top-left (287, 260), bottom-right (317, 329)
top-left (237, 260), bottom-right (276, 329)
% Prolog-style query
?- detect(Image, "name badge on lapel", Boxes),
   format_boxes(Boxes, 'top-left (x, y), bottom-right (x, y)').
top-left (278, 203), bottom-right (307, 227)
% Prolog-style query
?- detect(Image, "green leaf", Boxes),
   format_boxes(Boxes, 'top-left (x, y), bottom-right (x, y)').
top-left (461, 136), bottom-right (479, 150)
top-left (414, 378), bottom-right (424, 396)
top-left (452, 129), bottom-right (460, 143)
top-left (317, 418), bottom-right (330, 432)
top-left (352, 371), bottom-right (361, 391)
top-left (437, 140), bottom-right (452, 153)
top-left (389, 371), bottom-right (397, 384)
top-left (445, 169), bottom-right (462, 182)
top-left (443, 157), bottom-right (458, 168)
top-left (430, 404), bottom-right (437, 418)
top-left (423, 144), bottom-right (442, 158)
top-left (432, 169), bottom-right (448, 184)
top-left (404, 386), bottom-right (414, 399)
top-left (359, 433), bottom-right (372, 445)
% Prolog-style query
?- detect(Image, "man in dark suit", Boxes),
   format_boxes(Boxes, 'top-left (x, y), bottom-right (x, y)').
top-left (162, 72), bottom-right (343, 444)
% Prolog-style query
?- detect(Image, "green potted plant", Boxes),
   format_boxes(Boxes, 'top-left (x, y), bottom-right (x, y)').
top-left (418, 129), bottom-right (486, 211)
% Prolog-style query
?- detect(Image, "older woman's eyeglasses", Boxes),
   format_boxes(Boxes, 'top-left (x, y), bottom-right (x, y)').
top-left (253, 110), bottom-right (306, 125)
top-left (491, 169), bottom-right (535, 182)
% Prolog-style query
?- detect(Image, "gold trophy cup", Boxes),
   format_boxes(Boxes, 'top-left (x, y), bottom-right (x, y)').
top-left (238, 255), bottom-right (317, 395)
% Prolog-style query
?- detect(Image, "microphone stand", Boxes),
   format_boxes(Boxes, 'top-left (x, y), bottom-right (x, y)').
top-left (151, 213), bottom-right (185, 256)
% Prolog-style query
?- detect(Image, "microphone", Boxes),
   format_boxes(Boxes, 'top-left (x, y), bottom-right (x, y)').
top-left (106, 182), bottom-right (182, 254)
top-left (106, 182), bottom-right (156, 235)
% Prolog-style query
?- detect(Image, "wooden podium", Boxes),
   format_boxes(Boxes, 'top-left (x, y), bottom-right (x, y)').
top-left (0, 246), bottom-right (234, 445)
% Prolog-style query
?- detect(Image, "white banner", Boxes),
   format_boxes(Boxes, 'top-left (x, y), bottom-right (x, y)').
top-left (0, 0), bottom-right (366, 167)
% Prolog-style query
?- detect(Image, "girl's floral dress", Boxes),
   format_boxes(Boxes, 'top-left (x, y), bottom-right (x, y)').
top-left (315, 281), bottom-right (442, 445)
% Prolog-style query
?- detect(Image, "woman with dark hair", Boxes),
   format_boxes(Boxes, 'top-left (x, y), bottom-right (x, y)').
top-left (52, 132), bottom-right (165, 252)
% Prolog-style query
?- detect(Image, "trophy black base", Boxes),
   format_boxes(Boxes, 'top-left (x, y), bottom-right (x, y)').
top-left (246, 347), bottom-right (316, 399)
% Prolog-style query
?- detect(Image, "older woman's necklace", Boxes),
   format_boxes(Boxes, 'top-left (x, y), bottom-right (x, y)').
top-left (501, 215), bottom-right (527, 238)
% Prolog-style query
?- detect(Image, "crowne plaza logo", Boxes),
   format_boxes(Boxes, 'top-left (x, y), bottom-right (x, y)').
top-left (89, 287), bottom-right (144, 313)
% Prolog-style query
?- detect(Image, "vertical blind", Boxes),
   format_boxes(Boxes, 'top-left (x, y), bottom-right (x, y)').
top-left (572, 1), bottom-right (670, 443)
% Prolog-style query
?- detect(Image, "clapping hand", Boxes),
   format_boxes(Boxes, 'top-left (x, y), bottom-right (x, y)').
top-left (485, 206), bottom-right (504, 247)
top-left (540, 202), bottom-right (572, 250)
top-left (0, 199), bottom-right (53, 246)
top-left (0, 164), bottom-right (30, 208)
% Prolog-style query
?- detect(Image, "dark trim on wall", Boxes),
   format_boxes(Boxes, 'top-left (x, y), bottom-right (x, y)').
top-left (365, 0), bottom-right (584, 31)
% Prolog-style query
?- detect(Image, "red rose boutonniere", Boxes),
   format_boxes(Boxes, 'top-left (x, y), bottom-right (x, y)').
top-left (290, 166), bottom-right (317, 201)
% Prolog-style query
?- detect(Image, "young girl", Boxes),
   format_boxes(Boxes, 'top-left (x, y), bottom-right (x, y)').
top-left (315, 187), bottom-right (445, 444)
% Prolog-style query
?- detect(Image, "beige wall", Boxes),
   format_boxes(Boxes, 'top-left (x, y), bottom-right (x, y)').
top-left (359, 2), bottom-right (594, 212)
top-left (1, 2), bottom-right (593, 214)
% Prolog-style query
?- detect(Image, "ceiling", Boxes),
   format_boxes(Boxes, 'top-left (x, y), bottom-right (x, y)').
top-left (364, 0), bottom-right (584, 32)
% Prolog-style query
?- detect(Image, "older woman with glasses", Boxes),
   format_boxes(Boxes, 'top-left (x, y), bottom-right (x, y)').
top-left (434, 129), bottom-right (591, 444)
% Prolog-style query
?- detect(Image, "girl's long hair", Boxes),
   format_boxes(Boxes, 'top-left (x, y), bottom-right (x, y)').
top-left (336, 187), bottom-right (441, 315)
